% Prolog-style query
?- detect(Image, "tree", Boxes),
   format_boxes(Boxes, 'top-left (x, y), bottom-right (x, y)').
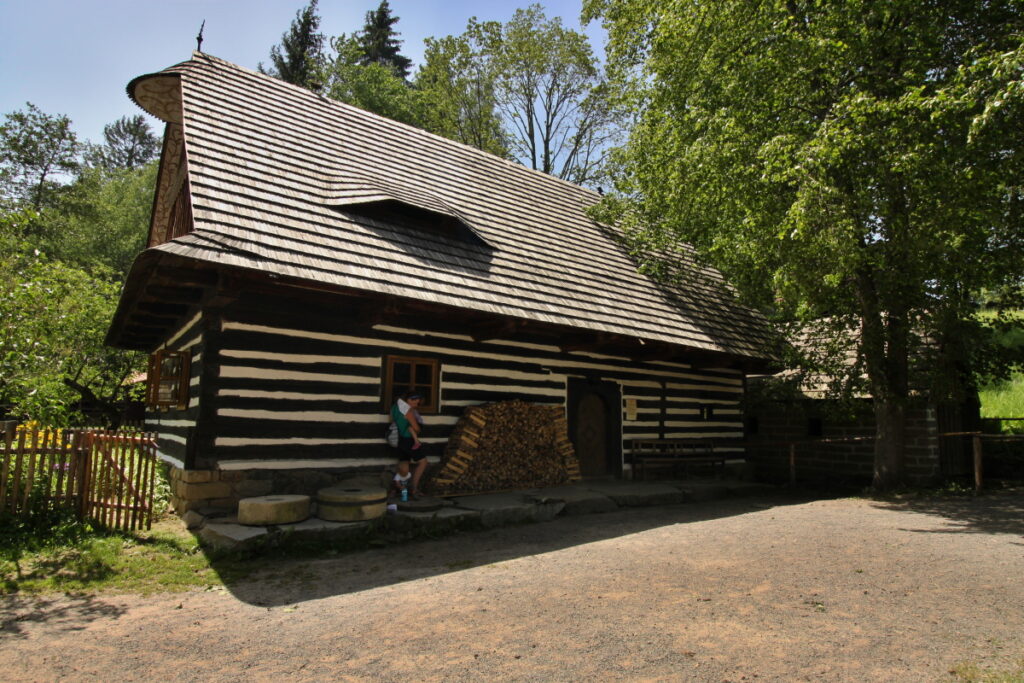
top-left (0, 103), bottom-right (79, 210)
top-left (357, 0), bottom-right (413, 79)
top-left (260, 0), bottom-right (325, 89)
top-left (415, 34), bottom-right (509, 157)
top-left (83, 115), bottom-right (159, 170)
top-left (586, 0), bottom-right (1024, 488)
top-left (44, 161), bottom-right (158, 276)
top-left (0, 211), bottom-right (142, 425)
top-left (470, 5), bottom-right (621, 185)
top-left (322, 35), bottom-right (428, 127)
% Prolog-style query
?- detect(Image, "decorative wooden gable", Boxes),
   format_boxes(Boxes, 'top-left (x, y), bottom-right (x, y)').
top-left (128, 71), bottom-right (194, 247)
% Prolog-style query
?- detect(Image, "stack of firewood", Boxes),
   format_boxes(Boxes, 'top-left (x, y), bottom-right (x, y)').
top-left (429, 400), bottom-right (582, 494)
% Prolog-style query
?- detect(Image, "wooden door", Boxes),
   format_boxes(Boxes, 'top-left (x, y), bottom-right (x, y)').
top-left (568, 378), bottom-right (622, 478)
top-left (576, 393), bottom-right (607, 477)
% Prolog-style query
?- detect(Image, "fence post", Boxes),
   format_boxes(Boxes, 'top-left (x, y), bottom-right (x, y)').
top-left (973, 433), bottom-right (983, 494)
top-left (77, 431), bottom-right (93, 519)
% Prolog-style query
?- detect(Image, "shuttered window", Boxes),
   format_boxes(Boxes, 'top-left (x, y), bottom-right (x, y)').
top-left (146, 350), bottom-right (191, 410)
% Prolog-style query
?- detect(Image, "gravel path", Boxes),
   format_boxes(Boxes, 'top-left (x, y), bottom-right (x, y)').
top-left (3, 491), bottom-right (1023, 682)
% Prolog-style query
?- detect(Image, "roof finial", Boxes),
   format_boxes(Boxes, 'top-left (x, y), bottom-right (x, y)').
top-left (196, 20), bottom-right (205, 52)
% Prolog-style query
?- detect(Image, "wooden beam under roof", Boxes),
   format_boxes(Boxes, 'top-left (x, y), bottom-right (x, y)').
top-left (471, 318), bottom-right (523, 342)
top-left (144, 285), bottom-right (204, 303)
top-left (559, 331), bottom-right (614, 354)
top-left (136, 301), bottom-right (191, 316)
top-left (151, 264), bottom-right (219, 287)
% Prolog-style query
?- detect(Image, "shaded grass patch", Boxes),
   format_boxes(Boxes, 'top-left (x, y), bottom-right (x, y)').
top-left (0, 513), bottom-right (258, 595)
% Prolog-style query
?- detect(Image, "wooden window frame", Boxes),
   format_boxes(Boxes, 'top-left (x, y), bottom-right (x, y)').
top-left (382, 355), bottom-right (440, 414)
top-left (146, 349), bottom-right (192, 410)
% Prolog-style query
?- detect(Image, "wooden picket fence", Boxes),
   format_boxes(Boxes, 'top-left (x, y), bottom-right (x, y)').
top-left (0, 427), bottom-right (158, 531)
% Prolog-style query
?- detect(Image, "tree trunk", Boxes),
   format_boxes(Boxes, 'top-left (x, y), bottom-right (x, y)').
top-left (872, 395), bottom-right (906, 490)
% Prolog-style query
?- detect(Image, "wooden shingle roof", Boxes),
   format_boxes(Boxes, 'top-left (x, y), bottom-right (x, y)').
top-left (113, 52), bottom-right (773, 362)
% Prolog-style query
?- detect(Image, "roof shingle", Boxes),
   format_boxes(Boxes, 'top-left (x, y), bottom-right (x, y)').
top-left (123, 52), bottom-right (773, 361)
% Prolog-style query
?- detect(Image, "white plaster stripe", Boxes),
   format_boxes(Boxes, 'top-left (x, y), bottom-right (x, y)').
top-left (220, 349), bottom-right (380, 366)
top-left (442, 382), bottom-right (563, 396)
top-left (623, 420), bottom-right (660, 427)
top-left (219, 365), bottom-right (377, 383)
top-left (375, 326), bottom-right (578, 357)
top-left (665, 420), bottom-right (743, 429)
top-left (161, 433), bottom-right (187, 445)
top-left (663, 431), bottom-right (741, 439)
top-left (218, 456), bottom-right (441, 470)
top-left (223, 321), bottom-right (740, 383)
top-left (217, 408), bottom-right (462, 426)
top-left (442, 399), bottom-right (565, 408)
top-left (665, 407), bottom-right (742, 416)
top-left (219, 408), bottom-right (388, 422)
top-left (147, 419), bottom-right (195, 428)
top-left (214, 436), bottom-right (445, 447)
top-left (666, 381), bottom-right (742, 392)
top-left (157, 452), bottom-right (185, 468)
top-left (443, 364), bottom-right (562, 383)
top-left (619, 379), bottom-right (662, 388)
top-left (372, 325), bottom-right (473, 341)
top-left (166, 311), bottom-right (202, 348)
top-left (664, 396), bottom-right (739, 405)
top-left (218, 389), bottom-right (378, 402)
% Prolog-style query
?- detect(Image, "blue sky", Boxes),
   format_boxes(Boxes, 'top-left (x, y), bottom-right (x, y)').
top-left (0, 0), bottom-right (603, 144)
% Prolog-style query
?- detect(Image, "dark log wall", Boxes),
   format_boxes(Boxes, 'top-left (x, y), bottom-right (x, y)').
top-left (145, 311), bottom-right (204, 467)
top-left (166, 295), bottom-right (745, 470)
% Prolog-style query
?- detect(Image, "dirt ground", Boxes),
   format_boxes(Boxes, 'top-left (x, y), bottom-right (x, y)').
top-left (2, 490), bottom-right (1023, 682)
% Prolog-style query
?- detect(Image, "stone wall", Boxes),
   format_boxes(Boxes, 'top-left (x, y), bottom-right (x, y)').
top-left (747, 399), bottom-right (943, 487)
top-left (168, 466), bottom-right (383, 515)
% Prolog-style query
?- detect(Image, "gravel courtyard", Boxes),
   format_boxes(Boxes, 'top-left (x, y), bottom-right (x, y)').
top-left (3, 490), bottom-right (1023, 682)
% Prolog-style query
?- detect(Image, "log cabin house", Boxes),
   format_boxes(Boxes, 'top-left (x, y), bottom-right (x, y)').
top-left (106, 53), bottom-right (775, 512)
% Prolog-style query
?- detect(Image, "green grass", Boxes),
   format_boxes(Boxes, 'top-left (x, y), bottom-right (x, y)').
top-left (0, 512), bottom-right (248, 595)
top-left (979, 371), bottom-right (1024, 433)
top-left (978, 308), bottom-right (1024, 432)
top-left (949, 659), bottom-right (1024, 682)
top-left (979, 371), bottom-right (1024, 416)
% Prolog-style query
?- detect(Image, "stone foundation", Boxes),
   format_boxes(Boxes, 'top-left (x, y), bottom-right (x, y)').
top-left (169, 466), bottom-right (386, 515)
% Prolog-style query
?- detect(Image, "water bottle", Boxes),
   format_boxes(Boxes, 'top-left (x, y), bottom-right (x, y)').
top-left (401, 487), bottom-right (408, 502)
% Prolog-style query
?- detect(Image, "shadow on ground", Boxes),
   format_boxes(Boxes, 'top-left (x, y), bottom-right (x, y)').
top-left (212, 491), bottom-right (811, 607)
top-left (869, 485), bottom-right (1024, 538)
top-left (0, 593), bottom-right (127, 640)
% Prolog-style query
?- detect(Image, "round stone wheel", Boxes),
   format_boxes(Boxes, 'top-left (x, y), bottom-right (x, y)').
top-left (317, 485), bottom-right (387, 522)
top-left (237, 494), bottom-right (310, 526)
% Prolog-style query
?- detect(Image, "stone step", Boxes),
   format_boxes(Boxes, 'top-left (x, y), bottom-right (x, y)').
top-left (191, 479), bottom-right (781, 551)
top-left (452, 492), bottom-right (565, 527)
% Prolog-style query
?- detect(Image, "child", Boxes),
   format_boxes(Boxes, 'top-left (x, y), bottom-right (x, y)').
top-left (391, 460), bottom-right (412, 499)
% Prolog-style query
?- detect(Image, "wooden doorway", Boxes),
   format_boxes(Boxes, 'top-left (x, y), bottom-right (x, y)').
top-left (567, 378), bottom-right (622, 478)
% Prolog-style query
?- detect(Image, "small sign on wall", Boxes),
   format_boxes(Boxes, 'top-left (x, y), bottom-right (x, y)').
top-left (624, 398), bottom-right (638, 422)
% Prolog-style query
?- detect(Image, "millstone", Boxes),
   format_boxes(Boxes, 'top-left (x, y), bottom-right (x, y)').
top-left (317, 485), bottom-right (387, 521)
top-left (237, 495), bottom-right (310, 526)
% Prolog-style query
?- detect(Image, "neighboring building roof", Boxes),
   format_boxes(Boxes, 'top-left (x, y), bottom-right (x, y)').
top-left (111, 52), bottom-right (773, 363)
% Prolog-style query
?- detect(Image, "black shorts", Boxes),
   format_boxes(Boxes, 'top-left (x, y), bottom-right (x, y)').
top-left (397, 436), bottom-right (428, 462)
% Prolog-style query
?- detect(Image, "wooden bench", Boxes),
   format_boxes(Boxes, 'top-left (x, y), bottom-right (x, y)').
top-left (630, 439), bottom-right (726, 480)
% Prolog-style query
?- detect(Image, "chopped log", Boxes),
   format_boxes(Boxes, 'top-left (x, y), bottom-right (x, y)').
top-left (428, 400), bottom-right (582, 495)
